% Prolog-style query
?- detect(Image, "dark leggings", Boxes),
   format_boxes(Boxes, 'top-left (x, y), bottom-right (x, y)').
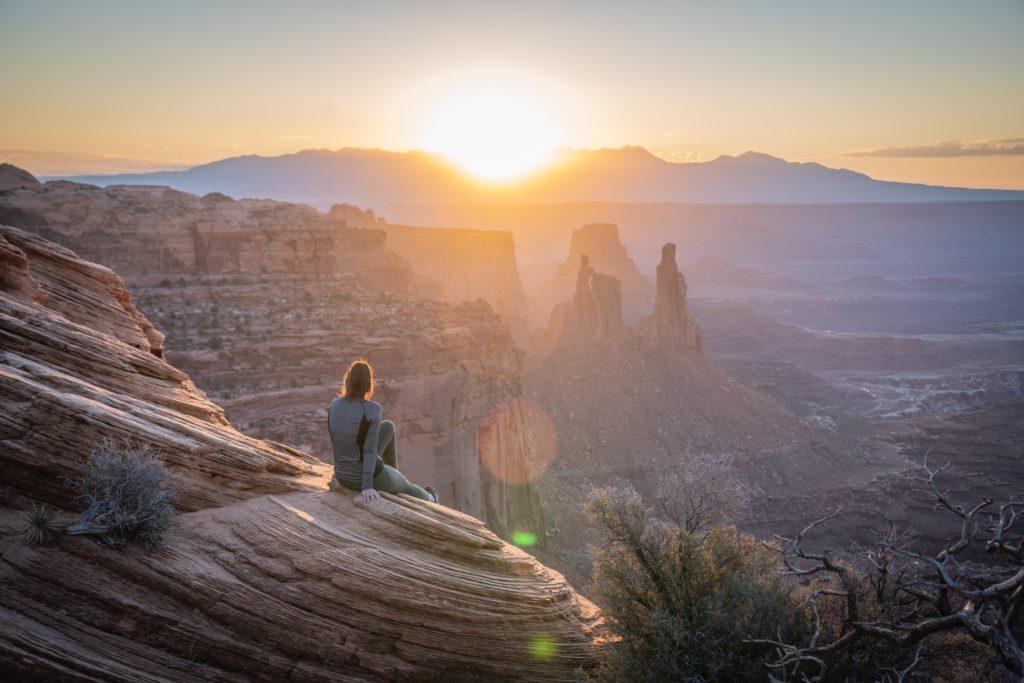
top-left (371, 421), bottom-right (430, 501)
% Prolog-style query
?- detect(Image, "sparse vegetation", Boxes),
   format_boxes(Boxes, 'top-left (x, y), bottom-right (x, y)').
top-left (586, 483), bottom-right (807, 681)
top-left (68, 440), bottom-right (178, 550)
top-left (586, 455), bottom-right (1020, 681)
top-left (757, 457), bottom-right (1021, 681)
top-left (23, 502), bottom-right (63, 546)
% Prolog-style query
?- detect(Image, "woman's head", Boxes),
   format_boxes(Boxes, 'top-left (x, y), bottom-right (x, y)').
top-left (340, 359), bottom-right (374, 400)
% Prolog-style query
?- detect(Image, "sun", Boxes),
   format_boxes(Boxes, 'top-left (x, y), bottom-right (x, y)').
top-left (417, 72), bottom-right (564, 183)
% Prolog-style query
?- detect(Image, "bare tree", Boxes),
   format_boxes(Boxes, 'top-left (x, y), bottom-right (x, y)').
top-left (750, 455), bottom-right (1024, 680)
top-left (653, 453), bottom-right (750, 536)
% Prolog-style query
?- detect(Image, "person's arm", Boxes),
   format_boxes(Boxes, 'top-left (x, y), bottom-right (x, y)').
top-left (360, 403), bottom-right (381, 493)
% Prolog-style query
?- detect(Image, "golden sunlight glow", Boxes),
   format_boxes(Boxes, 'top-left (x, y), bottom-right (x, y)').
top-left (417, 72), bottom-right (565, 182)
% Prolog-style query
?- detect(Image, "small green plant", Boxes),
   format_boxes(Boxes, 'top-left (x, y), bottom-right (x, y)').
top-left (68, 440), bottom-right (178, 550)
top-left (23, 502), bottom-right (63, 546)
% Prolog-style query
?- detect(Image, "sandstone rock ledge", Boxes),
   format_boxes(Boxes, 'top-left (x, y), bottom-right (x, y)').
top-left (0, 225), bottom-right (603, 680)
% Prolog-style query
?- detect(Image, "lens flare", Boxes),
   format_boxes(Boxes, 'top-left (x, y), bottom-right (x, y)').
top-left (477, 397), bottom-right (557, 484)
top-left (528, 635), bottom-right (557, 662)
top-left (513, 531), bottom-right (539, 547)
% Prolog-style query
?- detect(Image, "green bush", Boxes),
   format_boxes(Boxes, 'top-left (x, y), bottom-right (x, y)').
top-left (587, 486), bottom-right (806, 681)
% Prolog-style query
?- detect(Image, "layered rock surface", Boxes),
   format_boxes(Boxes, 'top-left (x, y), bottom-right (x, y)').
top-left (0, 164), bottom-right (42, 192)
top-left (0, 178), bottom-right (414, 292)
top-left (0, 225), bottom-right (602, 680)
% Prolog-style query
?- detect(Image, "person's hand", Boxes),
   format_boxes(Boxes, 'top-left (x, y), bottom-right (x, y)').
top-left (358, 488), bottom-right (381, 504)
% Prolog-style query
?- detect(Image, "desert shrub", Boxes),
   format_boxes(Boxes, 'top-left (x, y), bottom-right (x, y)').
top-left (23, 502), bottom-right (62, 546)
top-left (653, 453), bottom-right (751, 537)
top-left (69, 440), bottom-right (178, 550)
top-left (587, 486), bottom-right (806, 682)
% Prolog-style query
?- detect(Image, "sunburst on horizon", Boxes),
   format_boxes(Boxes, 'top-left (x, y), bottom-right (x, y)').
top-left (415, 70), bottom-right (568, 183)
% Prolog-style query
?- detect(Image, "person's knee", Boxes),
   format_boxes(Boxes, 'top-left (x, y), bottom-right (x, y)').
top-left (379, 420), bottom-right (395, 440)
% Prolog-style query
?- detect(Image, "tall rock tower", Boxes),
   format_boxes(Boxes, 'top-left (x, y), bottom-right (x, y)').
top-left (638, 243), bottom-right (702, 354)
top-left (529, 254), bottom-right (626, 359)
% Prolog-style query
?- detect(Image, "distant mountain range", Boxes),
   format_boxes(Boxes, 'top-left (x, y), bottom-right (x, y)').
top-left (54, 147), bottom-right (1024, 207)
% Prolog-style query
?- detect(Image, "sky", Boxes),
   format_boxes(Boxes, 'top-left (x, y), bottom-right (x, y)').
top-left (1, 0), bottom-right (1023, 187)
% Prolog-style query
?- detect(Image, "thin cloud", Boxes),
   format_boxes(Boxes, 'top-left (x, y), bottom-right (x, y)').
top-left (277, 134), bottom-right (309, 140)
top-left (843, 138), bottom-right (1024, 158)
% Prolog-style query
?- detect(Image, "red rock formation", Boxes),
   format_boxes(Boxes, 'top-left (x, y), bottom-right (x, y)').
top-left (134, 281), bottom-right (546, 543)
top-left (636, 242), bottom-right (702, 354)
top-left (523, 240), bottom-right (885, 584)
top-left (0, 163), bottom-right (42, 191)
top-left (527, 223), bottom-right (654, 331)
top-left (0, 180), bottom-right (414, 292)
top-left (0, 225), bottom-right (603, 679)
top-left (531, 256), bottom-right (626, 358)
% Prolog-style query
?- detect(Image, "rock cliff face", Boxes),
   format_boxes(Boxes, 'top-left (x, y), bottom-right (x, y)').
top-left (527, 223), bottom-right (654, 331)
top-left (328, 204), bottom-right (529, 345)
top-left (0, 179), bottom-right (414, 292)
top-left (0, 226), bottom-right (602, 680)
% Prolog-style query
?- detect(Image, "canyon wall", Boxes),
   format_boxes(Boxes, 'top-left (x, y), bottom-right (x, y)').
top-left (0, 225), bottom-right (602, 679)
top-left (329, 203), bottom-right (529, 345)
top-left (0, 182), bottom-right (415, 292)
top-left (0, 173), bottom-right (544, 542)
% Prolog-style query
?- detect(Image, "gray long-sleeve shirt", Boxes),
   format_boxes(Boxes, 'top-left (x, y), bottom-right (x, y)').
top-left (328, 397), bottom-right (382, 490)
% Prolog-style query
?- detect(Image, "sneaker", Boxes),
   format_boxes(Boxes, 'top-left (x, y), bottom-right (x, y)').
top-left (425, 486), bottom-right (440, 504)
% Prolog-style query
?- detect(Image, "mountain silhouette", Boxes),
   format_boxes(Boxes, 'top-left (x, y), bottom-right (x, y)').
top-left (57, 146), bottom-right (1024, 207)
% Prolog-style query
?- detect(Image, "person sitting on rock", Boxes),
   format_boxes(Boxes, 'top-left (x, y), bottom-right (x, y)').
top-left (328, 359), bottom-right (439, 504)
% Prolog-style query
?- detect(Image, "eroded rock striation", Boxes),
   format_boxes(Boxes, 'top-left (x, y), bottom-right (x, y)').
top-left (0, 226), bottom-right (602, 680)
top-left (0, 177), bottom-right (414, 292)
